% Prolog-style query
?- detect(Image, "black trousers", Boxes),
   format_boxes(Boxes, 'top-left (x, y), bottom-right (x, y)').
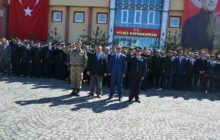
top-left (129, 78), bottom-right (142, 101)
top-left (152, 71), bottom-right (161, 89)
top-left (206, 76), bottom-right (215, 93)
top-left (198, 74), bottom-right (206, 92)
top-left (214, 77), bottom-right (220, 93)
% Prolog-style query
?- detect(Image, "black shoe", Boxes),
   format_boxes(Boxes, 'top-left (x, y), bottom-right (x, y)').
top-left (75, 89), bottom-right (80, 93)
top-left (69, 92), bottom-right (75, 97)
top-left (69, 88), bottom-right (76, 96)
top-left (135, 100), bottom-right (140, 103)
top-left (75, 89), bottom-right (80, 96)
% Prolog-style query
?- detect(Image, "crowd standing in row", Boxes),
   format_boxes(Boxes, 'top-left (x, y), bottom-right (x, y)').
top-left (0, 38), bottom-right (220, 103)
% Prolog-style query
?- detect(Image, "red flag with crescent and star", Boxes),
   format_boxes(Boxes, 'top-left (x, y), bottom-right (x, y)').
top-left (9, 0), bottom-right (49, 41)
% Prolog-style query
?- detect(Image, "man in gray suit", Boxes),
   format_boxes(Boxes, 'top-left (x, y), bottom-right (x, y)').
top-left (2, 38), bottom-right (12, 76)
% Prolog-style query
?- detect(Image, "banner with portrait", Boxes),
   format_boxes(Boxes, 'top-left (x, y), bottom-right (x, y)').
top-left (182, 0), bottom-right (220, 48)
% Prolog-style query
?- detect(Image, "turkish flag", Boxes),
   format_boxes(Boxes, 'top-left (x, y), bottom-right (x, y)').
top-left (9, 0), bottom-right (49, 41)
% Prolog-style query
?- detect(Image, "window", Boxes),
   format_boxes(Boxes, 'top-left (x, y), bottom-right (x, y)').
top-left (97, 13), bottom-right (108, 24)
top-left (169, 16), bottom-right (181, 28)
top-left (147, 11), bottom-right (155, 24)
top-left (147, 11), bottom-right (155, 25)
top-left (134, 10), bottom-right (142, 24)
top-left (52, 11), bottom-right (62, 22)
top-left (121, 10), bottom-right (128, 23)
top-left (74, 12), bottom-right (85, 23)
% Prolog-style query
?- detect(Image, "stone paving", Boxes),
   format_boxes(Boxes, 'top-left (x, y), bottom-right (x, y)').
top-left (0, 76), bottom-right (220, 140)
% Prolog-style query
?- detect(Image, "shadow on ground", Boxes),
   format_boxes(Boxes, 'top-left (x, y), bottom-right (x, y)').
top-left (2, 75), bottom-right (219, 113)
top-left (144, 89), bottom-right (220, 101)
top-left (15, 94), bottom-right (132, 113)
top-left (0, 75), bottom-right (71, 91)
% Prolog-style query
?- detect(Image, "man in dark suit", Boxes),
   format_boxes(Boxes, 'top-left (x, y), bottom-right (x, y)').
top-left (182, 0), bottom-right (219, 48)
top-left (161, 50), bottom-right (174, 90)
top-left (128, 47), bottom-right (146, 103)
top-left (42, 42), bottom-right (55, 79)
top-left (194, 51), bottom-right (208, 92)
top-left (22, 43), bottom-right (33, 77)
top-left (87, 45), bottom-right (108, 98)
top-left (108, 45), bottom-right (127, 101)
top-left (192, 52), bottom-right (200, 90)
top-left (11, 40), bottom-right (22, 76)
top-left (183, 52), bottom-right (195, 91)
top-left (206, 54), bottom-right (216, 93)
top-left (150, 49), bottom-right (162, 89)
top-left (173, 50), bottom-right (186, 90)
top-left (2, 39), bottom-right (12, 76)
top-left (141, 48), bottom-right (151, 91)
top-left (124, 47), bottom-right (134, 89)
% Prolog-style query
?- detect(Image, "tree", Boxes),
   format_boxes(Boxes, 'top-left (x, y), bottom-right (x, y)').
top-left (48, 27), bottom-right (62, 43)
top-left (78, 27), bottom-right (109, 47)
top-left (163, 30), bottom-right (181, 51)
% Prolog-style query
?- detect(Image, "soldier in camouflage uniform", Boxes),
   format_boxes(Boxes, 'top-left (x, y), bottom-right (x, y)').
top-left (62, 41), bottom-right (88, 96)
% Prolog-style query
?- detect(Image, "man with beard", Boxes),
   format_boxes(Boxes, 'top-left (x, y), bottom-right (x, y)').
top-left (182, 0), bottom-right (220, 48)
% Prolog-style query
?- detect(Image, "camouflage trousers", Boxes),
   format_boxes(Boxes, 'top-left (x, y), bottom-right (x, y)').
top-left (70, 66), bottom-right (84, 89)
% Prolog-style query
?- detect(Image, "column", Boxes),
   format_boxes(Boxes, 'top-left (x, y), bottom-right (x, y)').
top-left (108, 0), bottom-right (116, 48)
top-left (160, 0), bottom-right (170, 48)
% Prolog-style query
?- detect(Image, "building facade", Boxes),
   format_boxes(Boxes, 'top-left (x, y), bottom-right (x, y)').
top-left (111, 0), bottom-right (164, 48)
top-left (2, 0), bottom-right (188, 49)
top-left (167, 0), bottom-right (183, 44)
top-left (48, 0), bottom-right (110, 43)
top-left (7, 0), bottom-right (109, 43)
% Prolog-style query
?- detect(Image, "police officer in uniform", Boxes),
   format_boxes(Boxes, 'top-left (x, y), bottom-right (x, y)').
top-left (62, 41), bottom-right (88, 96)
top-left (128, 47), bottom-right (146, 103)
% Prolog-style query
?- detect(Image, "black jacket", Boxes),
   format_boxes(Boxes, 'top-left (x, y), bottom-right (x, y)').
top-left (87, 52), bottom-right (108, 76)
top-left (128, 56), bottom-right (146, 80)
top-left (162, 56), bottom-right (173, 75)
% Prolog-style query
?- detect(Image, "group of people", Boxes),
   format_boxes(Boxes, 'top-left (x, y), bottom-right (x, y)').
top-left (0, 38), bottom-right (69, 80)
top-left (1, 38), bottom-right (220, 103)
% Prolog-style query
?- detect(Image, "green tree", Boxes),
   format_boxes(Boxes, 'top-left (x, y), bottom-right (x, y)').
top-left (163, 31), bottom-right (181, 51)
top-left (78, 27), bottom-right (109, 47)
top-left (48, 27), bottom-right (62, 43)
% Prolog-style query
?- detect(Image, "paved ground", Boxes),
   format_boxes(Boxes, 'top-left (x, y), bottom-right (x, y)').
top-left (0, 76), bottom-right (220, 140)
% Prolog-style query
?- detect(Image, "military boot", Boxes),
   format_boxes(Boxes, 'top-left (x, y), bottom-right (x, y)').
top-left (69, 88), bottom-right (76, 96)
top-left (75, 89), bottom-right (80, 96)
